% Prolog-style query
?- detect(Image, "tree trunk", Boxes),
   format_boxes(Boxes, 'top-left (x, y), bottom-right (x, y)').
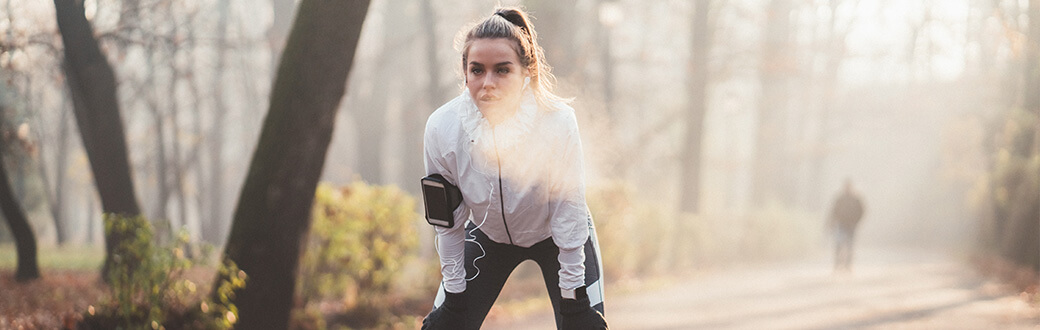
top-left (52, 108), bottom-right (70, 245)
top-left (751, 0), bottom-right (794, 208)
top-left (525, 0), bottom-right (578, 81)
top-left (215, 0), bottom-right (370, 328)
top-left (807, 0), bottom-right (849, 211)
top-left (186, 24), bottom-right (207, 245)
top-left (148, 50), bottom-right (171, 229)
top-left (168, 28), bottom-right (186, 234)
top-left (205, 0), bottom-right (230, 245)
top-left (36, 98), bottom-right (71, 245)
top-left (1025, 0), bottom-right (1039, 116)
top-left (0, 107), bottom-right (40, 282)
top-left (678, 0), bottom-right (712, 214)
top-left (53, 0), bottom-right (142, 278)
top-left (401, 0), bottom-right (442, 195)
top-left (356, 91), bottom-right (387, 183)
top-left (356, 0), bottom-right (406, 185)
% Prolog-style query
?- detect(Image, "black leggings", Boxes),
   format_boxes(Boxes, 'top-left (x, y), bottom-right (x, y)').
top-left (442, 221), bottom-right (604, 329)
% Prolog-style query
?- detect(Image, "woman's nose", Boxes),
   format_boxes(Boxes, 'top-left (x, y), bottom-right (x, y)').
top-left (482, 76), bottom-right (496, 89)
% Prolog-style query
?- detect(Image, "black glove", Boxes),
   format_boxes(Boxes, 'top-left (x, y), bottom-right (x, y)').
top-left (560, 286), bottom-right (608, 330)
top-left (421, 291), bottom-right (466, 330)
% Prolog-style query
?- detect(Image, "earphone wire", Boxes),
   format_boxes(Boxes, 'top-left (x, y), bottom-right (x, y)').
top-left (464, 154), bottom-right (495, 281)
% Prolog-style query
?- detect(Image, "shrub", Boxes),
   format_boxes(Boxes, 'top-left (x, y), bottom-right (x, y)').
top-left (587, 181), bottom-right (674, 279)
top-left (296, 182), bottom-right (421, 328)
top-left (79, 214), bottom-right (244, 330)
top-left (987, 108), bottom-right (1040, 270)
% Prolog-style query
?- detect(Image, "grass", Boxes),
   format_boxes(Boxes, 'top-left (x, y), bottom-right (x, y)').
top-left (0, 243), bottom-right (105, 271)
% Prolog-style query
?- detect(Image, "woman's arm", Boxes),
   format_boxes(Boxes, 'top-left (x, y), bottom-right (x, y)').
top-left (548, 109), bottom-right (590, 291)
top-left (424, 119), bottom-right (470, 294)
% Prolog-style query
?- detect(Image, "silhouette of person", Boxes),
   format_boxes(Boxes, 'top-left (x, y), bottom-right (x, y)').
top-left (829, 179), bottom-right (865, 272)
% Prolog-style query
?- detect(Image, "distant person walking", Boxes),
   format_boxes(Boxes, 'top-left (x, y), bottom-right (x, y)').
top-left (829, 179), bottom-right (865, 272)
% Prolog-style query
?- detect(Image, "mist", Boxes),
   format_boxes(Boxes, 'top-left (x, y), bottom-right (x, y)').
top-left (0, 0), bottom-right (1037, 328)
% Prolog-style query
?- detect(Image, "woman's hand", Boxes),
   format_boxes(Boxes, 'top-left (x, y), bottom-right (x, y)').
top-left (421, 291), bottom-right (466, 330)
top-left (560, 286), bottom-right (608, 329)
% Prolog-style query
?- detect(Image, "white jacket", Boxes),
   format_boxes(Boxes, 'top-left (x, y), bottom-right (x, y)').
top-left (424, 90), bottom-right (590, 294)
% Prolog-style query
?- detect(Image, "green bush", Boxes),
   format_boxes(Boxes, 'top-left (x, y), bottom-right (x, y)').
top-left (987, 108), bottom-right (1040, 270)
top-left (79, 214), bottom-right (245, 330)
top-left (296, 182), bottom-right (421, 328)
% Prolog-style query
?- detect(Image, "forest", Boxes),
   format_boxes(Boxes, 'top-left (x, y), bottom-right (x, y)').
top-left (0, 0), bottom-right (1037, 328)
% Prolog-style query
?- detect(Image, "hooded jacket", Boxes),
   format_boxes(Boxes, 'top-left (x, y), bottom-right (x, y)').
top-left (424, 89), bottom-right (590, 294)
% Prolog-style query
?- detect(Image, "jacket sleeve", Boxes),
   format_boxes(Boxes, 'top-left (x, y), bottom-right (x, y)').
top-left (548, 109), bottom-right (590, 290)
top-left (424, 117), bottom-right (470, 294)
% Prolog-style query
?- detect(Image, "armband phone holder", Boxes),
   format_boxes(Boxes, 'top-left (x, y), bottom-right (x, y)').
top-left (421, 174), bottom-right (463, 228)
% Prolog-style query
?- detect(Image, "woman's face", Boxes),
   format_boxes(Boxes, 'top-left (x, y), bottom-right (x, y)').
top-left (466, 38), bottom-right (527, 115)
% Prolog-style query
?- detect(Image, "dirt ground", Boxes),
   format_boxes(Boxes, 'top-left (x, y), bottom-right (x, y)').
top-left (0, 271), bottom-right (104, 329)
top-left (485, 247), bottom-right (1040, 329)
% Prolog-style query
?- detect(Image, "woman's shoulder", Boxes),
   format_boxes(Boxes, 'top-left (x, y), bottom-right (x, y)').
top-left (538, 99), bottom-right (578, 129)
top-left (426, 93), bottom-right (470, 133)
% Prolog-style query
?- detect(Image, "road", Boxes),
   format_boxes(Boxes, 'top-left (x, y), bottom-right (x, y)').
top-left (484, 247), bottom-right (1039, 329)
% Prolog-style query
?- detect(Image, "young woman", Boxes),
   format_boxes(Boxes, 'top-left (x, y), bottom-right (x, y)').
top-left (421, 7), bottom-right (608, 330)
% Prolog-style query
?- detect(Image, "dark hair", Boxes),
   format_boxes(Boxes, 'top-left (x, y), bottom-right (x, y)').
top-left (456, 7), bottom-right (568, 106)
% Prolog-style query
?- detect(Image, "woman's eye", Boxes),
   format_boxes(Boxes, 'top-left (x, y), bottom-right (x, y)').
top-left (470, 68), bottom-right (483, 74)
top-left (497, 68), bottom-right (510, 74)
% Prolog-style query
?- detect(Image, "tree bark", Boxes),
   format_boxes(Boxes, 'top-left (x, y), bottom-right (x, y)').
top-left (215, 0), bottom-right (371, 328)
top-left (678, 0), bottom-right (712, 214)
top-left (0, 107), bottom-right (40, 282)
top-left (53, 0), bottom-right (142, 277)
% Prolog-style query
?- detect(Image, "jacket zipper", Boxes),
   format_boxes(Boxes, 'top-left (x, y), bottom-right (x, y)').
top-left (492, 129), bottom-right (515, 245)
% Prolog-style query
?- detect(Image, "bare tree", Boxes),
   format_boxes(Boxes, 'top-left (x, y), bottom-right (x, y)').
top-left (751, 0), bottom-right (795, 208)
top-left (34, 93), bottom-right (72, 245)
top-left (806, 0), bottom-right (858, 210)
top-left (678, 0), bottom-right (714, 214)
top-left (1025, 0), bottom-right (1039, 116)
top-left (356, 0), bottom-right (411, 184)
top-left (401, 0), bottom-right (444, 194)
top-left (215, 0), bottom-right (371, 328)
top-left (0, 105), bottom-right (39, 282)
top-left (204, 0), bottom-right (230, 245)
top-left (525, 0), bottom-right (580, 81)
top-left (53, 0), bottom-right (142, 277)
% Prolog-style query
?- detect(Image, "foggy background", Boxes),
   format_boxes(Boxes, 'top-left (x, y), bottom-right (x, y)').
top-left (1, 0), bottom-right (1001, 247)
top-left (0, 0), bottom-right (1037, 327)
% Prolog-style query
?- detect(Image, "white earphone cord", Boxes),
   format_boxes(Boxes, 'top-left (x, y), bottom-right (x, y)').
top-left (433, 151), bottom-right (494, 283)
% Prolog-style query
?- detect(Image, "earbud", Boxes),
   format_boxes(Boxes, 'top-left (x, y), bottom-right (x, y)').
top-left (523, 76), bottom-right (531, 89)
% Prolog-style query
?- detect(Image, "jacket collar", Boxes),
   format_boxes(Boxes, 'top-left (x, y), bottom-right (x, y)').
top-left (458, 89), bottom-right (538, 154)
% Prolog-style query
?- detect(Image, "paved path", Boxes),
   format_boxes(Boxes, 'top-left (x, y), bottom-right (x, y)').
top-left (484, 247), bottom-right (1039, 329)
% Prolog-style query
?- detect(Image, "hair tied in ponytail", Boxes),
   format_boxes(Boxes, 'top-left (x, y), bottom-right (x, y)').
top-left (495, 10), bottom-right (526, 31)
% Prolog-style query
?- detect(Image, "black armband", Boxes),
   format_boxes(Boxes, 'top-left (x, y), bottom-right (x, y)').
top-left (421, 174), bottom-right (463, 228)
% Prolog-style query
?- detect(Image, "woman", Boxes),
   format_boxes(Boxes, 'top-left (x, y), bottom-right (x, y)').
top-left (421, 7), bottom-right (608, 330)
